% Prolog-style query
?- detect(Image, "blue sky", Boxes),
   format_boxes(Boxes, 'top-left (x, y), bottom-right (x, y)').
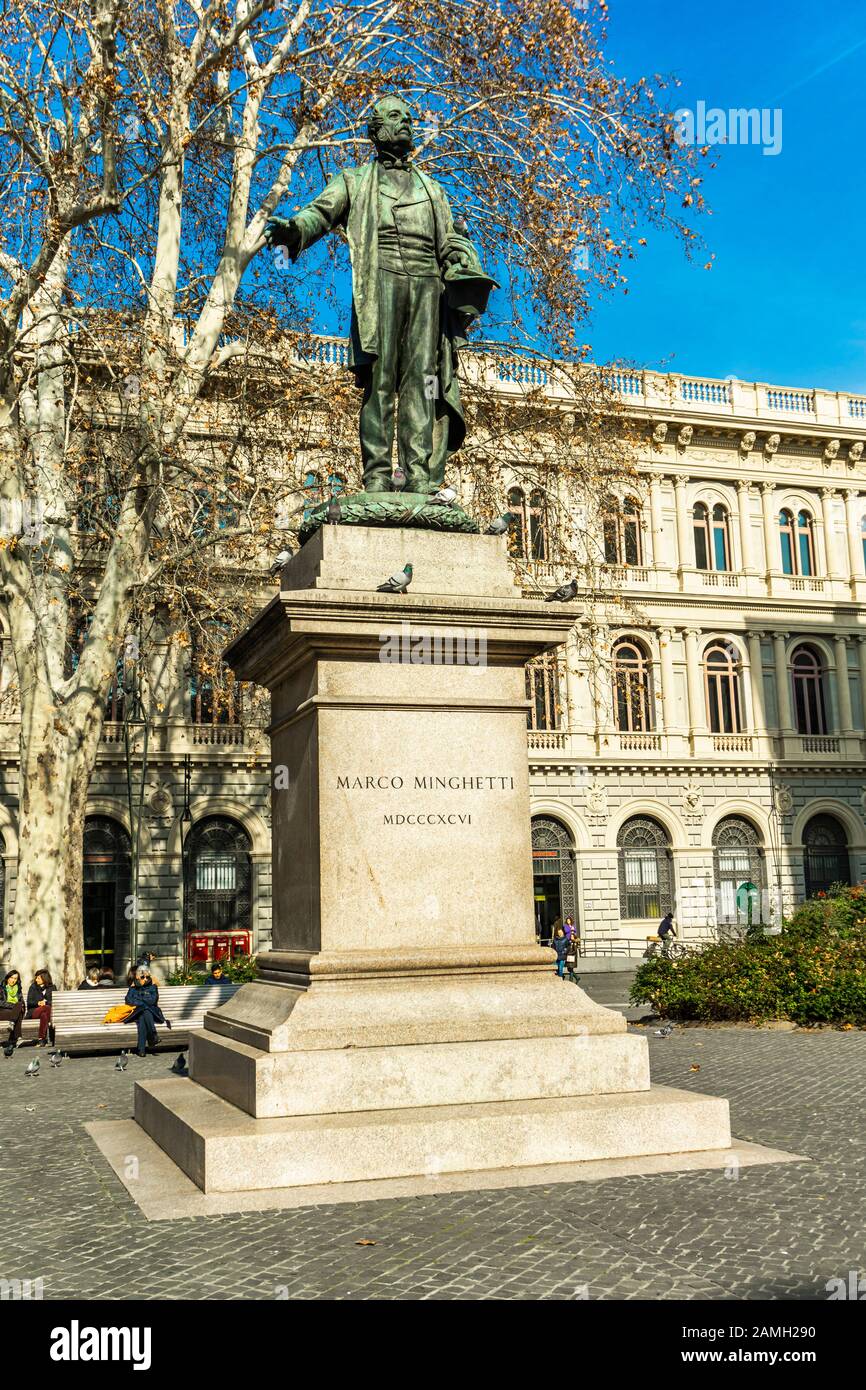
top-left (594, 0), bottom-right (866, 391)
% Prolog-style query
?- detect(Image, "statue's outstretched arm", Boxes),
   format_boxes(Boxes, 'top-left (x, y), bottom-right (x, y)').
top-left (264, 173), bottom-right (350, 263)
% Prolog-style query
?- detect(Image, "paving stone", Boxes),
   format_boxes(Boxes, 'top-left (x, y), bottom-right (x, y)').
top-left (0, 1026), bottom-right (862, 1300)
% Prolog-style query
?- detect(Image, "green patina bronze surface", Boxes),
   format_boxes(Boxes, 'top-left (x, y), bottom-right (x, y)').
top-left (265, 94), bottom-right (497, 501)
top-left (298, 492), bottom-right (480, 545)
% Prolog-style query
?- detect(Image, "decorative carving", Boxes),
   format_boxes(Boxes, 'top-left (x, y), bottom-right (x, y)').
top-left (774, 785), bottom-right (794, 816)
top-left (739, 430), bottom-right (756, 458)
top-left (652, 421), bottom-right (669, 447)
top-left (764, 433), bottom-right (781, 458)
top-left (148, 779), bottom-right (174, 817)
top-left (585, 780), bottom-right (609, 823)
top-left (676, 424), bottom-right (693, 450)
top-left (848, 441), bottom-right (864, 466)
top-left (823, 439), bottom-right (841, 461)
top-left (682, 781), bottom-right (704, 825)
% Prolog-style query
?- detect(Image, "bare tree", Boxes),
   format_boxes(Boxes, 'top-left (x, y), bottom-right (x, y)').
top-left (0, 0), bottom-right (708, 982)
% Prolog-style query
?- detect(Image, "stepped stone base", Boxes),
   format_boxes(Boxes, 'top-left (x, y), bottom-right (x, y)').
top-left (135, 1077), bottom-right (731, 1195)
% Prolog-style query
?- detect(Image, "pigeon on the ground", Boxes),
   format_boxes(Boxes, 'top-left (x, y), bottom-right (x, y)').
top-left (114, 1053), bottom-right (129, 1072)
top-left (545, 576), bottom-right (578, 602)
top-left (429, 486), bottom-right (458, 506)
top-left (653, 1023), bottom-right (674, 1038)
top-left (391, 467), bottom-right (407, 491)
top-left (49, 1050), bottom-right (65, 1067)
top-left (25, 1058), bottom-right (39, 1078)
top-left (327, 496), bottom-right (342, 525)
top-left (170, 1052), bottom-right (188, 1076)
top-left (268, 548), bottom-right (293, 577)
top-left (376, 563), bottom-right (413, 594)
top-left (485, 512), bottom-right (517, 536)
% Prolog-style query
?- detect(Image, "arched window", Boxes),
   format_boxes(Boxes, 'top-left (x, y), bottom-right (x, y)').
top-left (617, 816), bottom-right (672, 920)
top-left (803, 814), bottom-right (851, 898)
top-left (780, 508), bottom-right (815, 576)
top-left (796, 511), bottom-right (815, 576)
top-left (507, 487), bottom-right (525, 557)
top-left (712, 817), bottom-right (765, 925)
top-left (693, 503), bottom-right (731, 572)
top-left (67, 613), bottom-right (130, 721)
top-left (693, 503), bottom-right (710, 570)
top-left (612, 639), bottom-right (653, 732)
top-left (791, 645), bottom-right (827, 735)
top-left (303, 470), bottom-right (322, 521)
top-left (506, 487), bottom-right (548, 560)
top-left (604, 497), bottom-right (643, 566)
top-left (526, 650), bottom-right (563, 730)
top-left (186, 817), bottom-right (252, 939)
top-left (531, 817), bottom-right (577, 943)
top-left (779, 509), bottom-right (795, 574)
top-left (189, 633), bottom-right (245, 726)
top-left (83, 817), bottom-right (131, 973)
top-left (528, 489), bottom-right (548, 561)
top-left (704, 642), bottom-right (743, 733)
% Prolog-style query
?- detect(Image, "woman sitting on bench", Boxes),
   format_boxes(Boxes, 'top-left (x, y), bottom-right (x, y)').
top-left (26, 969), bottom-right (55, 1047)
top-left (125, 968), bottom-right (171, 1057)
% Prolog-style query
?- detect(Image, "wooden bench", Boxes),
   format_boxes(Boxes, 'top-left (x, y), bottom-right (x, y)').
top-left (4, 983), bottom-right (240, 1054)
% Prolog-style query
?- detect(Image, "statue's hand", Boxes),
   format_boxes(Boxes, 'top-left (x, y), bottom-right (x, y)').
top-left (264, 216), bottom-right (301, 258)
top-left (442, 232), bottom-right (478, 272)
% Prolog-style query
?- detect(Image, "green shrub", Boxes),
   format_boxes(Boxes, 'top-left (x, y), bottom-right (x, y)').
top-left (630, 884), bottom-right (866, 1025)
top-left (165, 954), bottom-right (259, 986)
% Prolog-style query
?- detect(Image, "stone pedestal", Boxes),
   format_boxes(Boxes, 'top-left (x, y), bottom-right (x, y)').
top-left (134, 527), bottom-right (733, 1194)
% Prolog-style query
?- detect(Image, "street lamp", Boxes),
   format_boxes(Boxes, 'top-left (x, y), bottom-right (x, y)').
top-left (180, 754), bottom-right (192, 970)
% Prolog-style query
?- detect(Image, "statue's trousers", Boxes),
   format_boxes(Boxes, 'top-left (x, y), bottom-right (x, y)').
top-left (359, 269), bottom-right (442, 492)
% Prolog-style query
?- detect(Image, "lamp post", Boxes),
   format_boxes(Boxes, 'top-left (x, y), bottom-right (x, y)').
top-left (180, 754), bottom-right (192, 971)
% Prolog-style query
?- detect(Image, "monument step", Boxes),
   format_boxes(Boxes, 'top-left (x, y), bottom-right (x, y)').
top-left (135, 1078), bottom-right (732, 1195)
top-left (189, 1027), bottom-right (651, 1117)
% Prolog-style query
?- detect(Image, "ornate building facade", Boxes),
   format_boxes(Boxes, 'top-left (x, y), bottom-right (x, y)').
top-left (1, 354), bottom-right (865, 968)
top-left (527, 369), bottom-right (866, 951)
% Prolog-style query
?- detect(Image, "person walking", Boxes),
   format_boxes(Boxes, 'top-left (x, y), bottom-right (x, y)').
top-left (1, 970), bottom-right (26, 1057)
top-left (124, 968), bottom-right (169, 1057)
top-left (552, 926), bottom-right (570, 980)
top-left (26, 970), bottom-right (55, 1047)
top-left (658, 912), bottom-right (677, 957)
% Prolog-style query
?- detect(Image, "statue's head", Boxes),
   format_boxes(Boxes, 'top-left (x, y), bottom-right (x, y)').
top-left (367, 95), bottom-right (413, 155)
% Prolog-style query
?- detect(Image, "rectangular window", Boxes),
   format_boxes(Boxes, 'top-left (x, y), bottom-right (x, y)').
top-left (798, 531), bottom-right (813, 576)
top-left (780, 531), bottom-right (794, 575)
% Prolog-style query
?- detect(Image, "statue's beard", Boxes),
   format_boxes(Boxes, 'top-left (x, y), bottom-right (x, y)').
top-left (374, 132), bottom-right (413, 158)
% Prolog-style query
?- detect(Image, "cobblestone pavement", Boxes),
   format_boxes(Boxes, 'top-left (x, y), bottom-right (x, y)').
top-left (0, 1019), bottom-right (863, 1301)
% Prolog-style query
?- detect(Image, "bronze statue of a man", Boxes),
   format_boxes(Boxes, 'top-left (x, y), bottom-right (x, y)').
top-left (265, 96), bottom-right (497, 495)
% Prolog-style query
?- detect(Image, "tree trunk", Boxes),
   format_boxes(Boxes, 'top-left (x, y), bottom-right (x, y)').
top-left (7, 693), bottom-right (100, 988)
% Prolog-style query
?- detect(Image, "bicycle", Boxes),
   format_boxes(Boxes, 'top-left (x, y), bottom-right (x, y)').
top-left (644, 934), bottom-right (687, 961)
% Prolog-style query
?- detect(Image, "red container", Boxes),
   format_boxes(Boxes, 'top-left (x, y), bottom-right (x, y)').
top-left (188, 934), bottom-right (209, 964)
top-left (230, 931), bottom-right (251, 958)
top-left (212, 934), bottom-right (231, 961)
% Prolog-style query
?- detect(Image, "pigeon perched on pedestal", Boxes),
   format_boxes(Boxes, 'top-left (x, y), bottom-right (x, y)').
top-left (391, 467), bottom-right (407, 491)
top-left (327, 496), bottom-right (342, 525)
top-left (545, 576), bottom-right (578, 603)
top-left (429, 486), bottom-right (458, 507)
top-left (485, 512), bottom-right (517, 536)
top-left (268, 548), bottom-right (293, 577)
top-left (376, 563), bottom-right (413, 594)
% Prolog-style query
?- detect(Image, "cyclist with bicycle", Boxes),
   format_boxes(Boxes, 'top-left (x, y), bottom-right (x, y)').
top-left (658, 911), bottom-right (676, 957)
